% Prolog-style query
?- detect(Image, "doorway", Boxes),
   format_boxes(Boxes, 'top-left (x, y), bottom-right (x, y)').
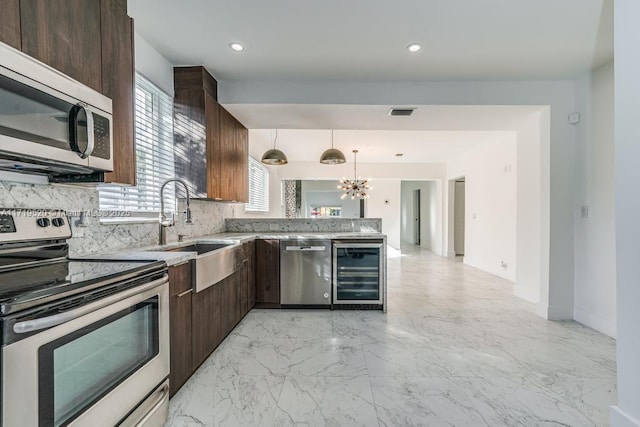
top-left (413, 189), bottom-right (421, 245)
top-left (454, 179), bottom-right (465, 256)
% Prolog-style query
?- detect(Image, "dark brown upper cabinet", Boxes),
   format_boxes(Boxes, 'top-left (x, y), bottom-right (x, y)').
top-left (173, 66), bottom-right (248, 202)
top-left (20, 0), bottom-right (103, 92)
top-left (101, 0), bottom-right (136, 185)
top-left (0, 0), bottom-right (21, 49)
top-left (3, 0), bottom-right (136, 186)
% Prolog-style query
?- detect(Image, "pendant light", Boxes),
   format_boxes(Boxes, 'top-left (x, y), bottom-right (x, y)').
top-left (339, 150), bottom-right (370, 199)
top-left (261, 129), bottom-right (288, 165)
top-left (319, 130), bottom-right (346, 165)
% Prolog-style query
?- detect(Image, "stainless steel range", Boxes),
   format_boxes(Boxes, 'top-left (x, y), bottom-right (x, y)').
top-left (0, 209), bottom-right (170, 426)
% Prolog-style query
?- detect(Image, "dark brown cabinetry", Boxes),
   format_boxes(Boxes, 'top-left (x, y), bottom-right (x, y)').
top-left (168, 262), bottom-right (193, 397)
top-left (100, 0), bottom-right (136, 185)
top-left (170, 240), bottom-right (258, 397)
top-left (0, 0), bottom-right (21, 49)
top-left (20, 0), bottom-right (103, 92)
top-left (173, 66), bottom-right (249, 202)
top-left (191, 277), bottom-right (220, 369)
top-left (255, 239), bottom-right (281, 308)
top-left (241, 240), bottom-right (256, 316)
top-left (0, 0), bottom-right (137, 186)
top-left (191, 268), bottom-right (246, 370)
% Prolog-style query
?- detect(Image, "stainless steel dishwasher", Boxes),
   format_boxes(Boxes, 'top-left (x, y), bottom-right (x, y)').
top-left (280, 239), bottom-right (332, 307)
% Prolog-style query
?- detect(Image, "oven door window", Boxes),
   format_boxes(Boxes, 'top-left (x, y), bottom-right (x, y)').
top-left (38, 297), bottom-right (159, 427)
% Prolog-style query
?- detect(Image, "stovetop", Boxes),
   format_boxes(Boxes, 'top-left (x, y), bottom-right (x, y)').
top-left (0, 208), bottom-right (168, 317)
top-left (0, 259), bottom-right (166, 316)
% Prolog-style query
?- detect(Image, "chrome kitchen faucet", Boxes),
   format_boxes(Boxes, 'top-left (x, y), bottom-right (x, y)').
top-left (159, 178), bottom-right (193, 245)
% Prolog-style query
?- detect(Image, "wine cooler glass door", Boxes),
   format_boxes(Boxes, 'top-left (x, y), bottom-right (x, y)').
top-left (333, 243), bottom-right (383, 304)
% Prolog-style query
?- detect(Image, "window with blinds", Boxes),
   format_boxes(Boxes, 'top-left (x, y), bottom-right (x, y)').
top-left (99, 73), bottom-right (176, 218)
top-left (245, 156), bottom-right (269, 212)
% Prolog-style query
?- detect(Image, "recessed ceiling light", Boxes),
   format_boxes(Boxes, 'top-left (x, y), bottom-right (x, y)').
top-left (407, 43), bottom-right (421, 53)
top-left (229, 42), bottom-right (245, 52)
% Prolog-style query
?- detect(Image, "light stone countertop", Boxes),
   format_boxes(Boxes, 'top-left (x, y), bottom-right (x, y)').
top-left (79, 232), bottom-right (386, 266)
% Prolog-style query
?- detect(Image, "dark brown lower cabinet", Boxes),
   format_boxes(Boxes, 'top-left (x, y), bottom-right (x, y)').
top-left (191, 279), bottom-right (220, 369)
top-left (191, 269), bottom-right (245, 371)
top-left (171, 241), bottom-right (257, 397)
top-left (168, 262), bottom-right (193, 397)
top-left (255, 239), bottom-right (281, 308)
top-left (240, 241), bottom-right (255, 316)
top-left (0, 0), bottom-right (21, 49)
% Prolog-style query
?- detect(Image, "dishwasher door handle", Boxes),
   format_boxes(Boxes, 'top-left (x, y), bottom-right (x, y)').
top-left (285, 246), bottom-right (326, 251)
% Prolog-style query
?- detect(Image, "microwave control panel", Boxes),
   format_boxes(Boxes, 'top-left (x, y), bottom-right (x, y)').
top-left (91, 115), bottom-right (111, 160)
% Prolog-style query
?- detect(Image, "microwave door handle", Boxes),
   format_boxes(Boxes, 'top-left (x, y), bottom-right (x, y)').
top-left (13, 274), bottom-right (168, 334)
top-left (83, 105), bottom-right (95, 158)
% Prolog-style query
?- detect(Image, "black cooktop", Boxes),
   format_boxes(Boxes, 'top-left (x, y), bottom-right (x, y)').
top-left (0, 259), bottom-right (166, 316)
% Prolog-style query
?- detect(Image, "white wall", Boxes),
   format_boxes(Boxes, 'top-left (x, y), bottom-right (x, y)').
top-left (573, 61), bottom-right (616, 338)
top-left (364, 180), bottom-right (401, 249)
top-left (400, 181), bottom-right (441, 253)
top-left (134, 32), bottom-right (174, 95)
top-left (221, 79), bottom-right (573, 320)
top-left (446, 138), bottom-right (517, 282)
top-left (612, 0), bottom-right (640, 424)
top-left (514, 110), bottom-right (548, 306)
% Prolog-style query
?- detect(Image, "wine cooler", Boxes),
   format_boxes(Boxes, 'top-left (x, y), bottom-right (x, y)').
top-left (332, 241), bottom-right (383, 306)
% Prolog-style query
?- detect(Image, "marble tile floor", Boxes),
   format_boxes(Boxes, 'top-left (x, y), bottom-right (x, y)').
top-left (167, 244), bottom-right (617, 426)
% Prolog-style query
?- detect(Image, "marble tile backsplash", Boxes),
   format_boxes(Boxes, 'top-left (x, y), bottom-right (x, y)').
top-left (0, 180), bottom-right (237, 256)
top-left (225, 218), bottom-right (382, 233)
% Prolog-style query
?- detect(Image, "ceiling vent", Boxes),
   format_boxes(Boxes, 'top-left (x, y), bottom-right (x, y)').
top-left (388, 108), bottom-right (416, 117)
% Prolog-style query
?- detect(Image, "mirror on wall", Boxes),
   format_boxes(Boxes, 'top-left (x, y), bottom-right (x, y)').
top-left (281, 180), bottom-right (363, 218)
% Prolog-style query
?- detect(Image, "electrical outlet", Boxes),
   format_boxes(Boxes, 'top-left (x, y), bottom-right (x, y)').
top-left (580, 205), bottom-right (589, 219)
top-left (269, 223), bottom-right (279, 231)
top-left (341, 223), bottom-right (350, 230)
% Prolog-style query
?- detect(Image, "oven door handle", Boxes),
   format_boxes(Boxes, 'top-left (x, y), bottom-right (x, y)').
top-left (13, 274), bottom-right (168, 334)
top-left (133, 382), bottom-right (170, 427)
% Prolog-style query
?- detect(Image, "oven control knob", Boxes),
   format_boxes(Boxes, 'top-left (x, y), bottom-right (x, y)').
top-left (324, 293), bottom-right (329, 299)
top-left (37, 218), bottom-right (51, 227)
top-left (52, 218), bottom-right (65, 227)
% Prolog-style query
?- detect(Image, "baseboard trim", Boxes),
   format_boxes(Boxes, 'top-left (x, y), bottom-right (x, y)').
top-left (536, 303), bottom-right (573, 320)
top-left (536, 303), bottom-right (549, 319)
top-left (573, 307), bottom-right (616, 338)
top-left (611, 406), bottom-right (640, 427)
top-left (513, 285), bottom-right (539, 304)
top-left (447, 250), bottom-right (456, 258)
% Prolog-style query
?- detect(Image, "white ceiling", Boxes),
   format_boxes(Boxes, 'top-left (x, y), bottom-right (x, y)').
top-left (245, 105), bottom-right (537, 163)
top-left (225, 104), bottom-right (543, 131)
top-left (250, 128), bottom-right (516, 163)
top-left (129, 0), bottom-right (612, 81)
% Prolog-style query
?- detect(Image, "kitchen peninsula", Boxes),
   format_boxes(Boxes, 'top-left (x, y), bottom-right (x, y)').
top-left (84, 217), bottom-right (387, 395)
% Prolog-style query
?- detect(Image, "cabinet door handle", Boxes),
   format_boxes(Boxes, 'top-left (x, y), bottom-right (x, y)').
top-left (176, 289), bottom-right (192, 298)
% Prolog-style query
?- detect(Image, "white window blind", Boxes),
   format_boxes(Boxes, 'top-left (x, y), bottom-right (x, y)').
top-left (245, 156), bottom-right (269, 212)
top-left (99, 73), bottom-right (176, 217)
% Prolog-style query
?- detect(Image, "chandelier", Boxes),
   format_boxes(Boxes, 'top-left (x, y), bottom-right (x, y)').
top-left (339, 150), bottom-right (370, 199)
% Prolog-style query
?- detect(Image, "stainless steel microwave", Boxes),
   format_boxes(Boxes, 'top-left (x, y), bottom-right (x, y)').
top-left (0, 42), bottom-right (113, 177)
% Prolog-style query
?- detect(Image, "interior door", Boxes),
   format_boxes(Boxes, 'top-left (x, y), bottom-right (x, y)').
top-left (413, 189), bottom-right (421, 245)
top-left (454, 180), bottom-right (466, 256)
